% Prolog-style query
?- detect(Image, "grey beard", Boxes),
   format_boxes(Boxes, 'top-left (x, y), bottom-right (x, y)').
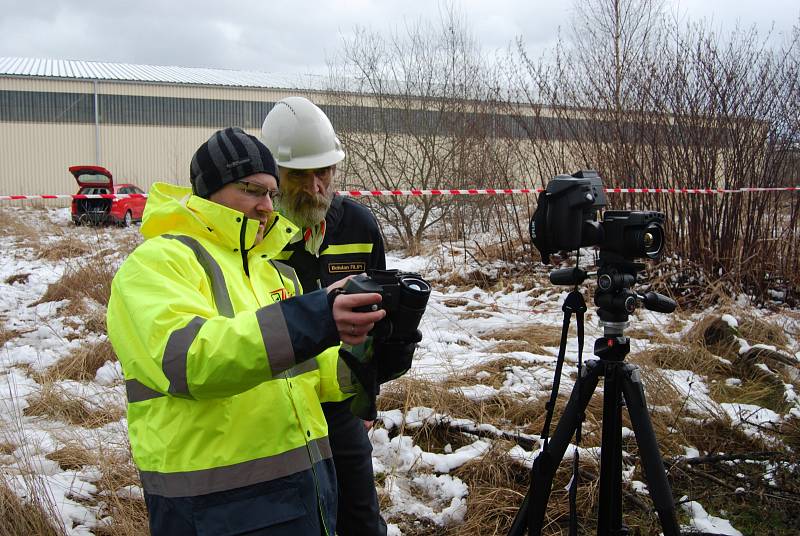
top-left (278, 195), bottom-right (331, 229)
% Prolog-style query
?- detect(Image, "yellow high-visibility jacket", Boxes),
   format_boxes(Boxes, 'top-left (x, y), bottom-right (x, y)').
top-left (107, 182), bottom-right (353, 499)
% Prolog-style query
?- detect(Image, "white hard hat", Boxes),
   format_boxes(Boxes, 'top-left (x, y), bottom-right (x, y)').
top-left (260, 96), bottom-right (345, 169)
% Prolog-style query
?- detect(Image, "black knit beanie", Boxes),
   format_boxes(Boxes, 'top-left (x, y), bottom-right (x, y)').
top-left (190, 127), bottom-right (278, 198)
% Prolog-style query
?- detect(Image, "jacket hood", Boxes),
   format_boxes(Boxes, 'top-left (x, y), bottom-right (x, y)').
top-left (140, 182), bottom-right (299, 259)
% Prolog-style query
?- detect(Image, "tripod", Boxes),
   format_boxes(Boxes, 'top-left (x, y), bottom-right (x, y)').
top-left (508, 260), bottom-right (681, 536)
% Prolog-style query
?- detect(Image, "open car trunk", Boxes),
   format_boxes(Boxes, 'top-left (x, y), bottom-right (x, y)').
top-left (74, 190), bottom-right (113, 223)
top-left (70, 166), bottom-right (114, 224)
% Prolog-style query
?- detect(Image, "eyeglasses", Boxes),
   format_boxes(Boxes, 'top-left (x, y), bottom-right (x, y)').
top-left (233, 181), bottom-right (280, 201)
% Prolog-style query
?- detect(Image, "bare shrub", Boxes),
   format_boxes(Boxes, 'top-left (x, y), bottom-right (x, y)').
top-left (327, 6), bottom-right (528, 255)
top-left (507, 2), bottom-right (800, 303)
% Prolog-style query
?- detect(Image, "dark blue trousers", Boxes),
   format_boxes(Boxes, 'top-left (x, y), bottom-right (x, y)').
top-left (322, 399), bottom-right (387, 536)
top-left (143, 459), bottom-right (337, 536)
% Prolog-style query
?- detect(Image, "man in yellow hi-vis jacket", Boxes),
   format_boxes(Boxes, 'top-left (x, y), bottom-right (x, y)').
top-left (107, 127), bottom-right (385, 536)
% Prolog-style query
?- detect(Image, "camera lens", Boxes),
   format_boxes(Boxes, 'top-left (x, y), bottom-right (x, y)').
top-left (641, 222), bottom-right (663, 259)
top-left (399, 276), bottom-right (431, 309)
top-left (625, 221), bottom-right (663, 259)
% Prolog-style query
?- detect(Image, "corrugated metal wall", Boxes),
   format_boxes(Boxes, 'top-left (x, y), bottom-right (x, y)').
top-left (0, 76), bottom-right (323, 198)
top-left (0, 74), bottom-right (578, 200)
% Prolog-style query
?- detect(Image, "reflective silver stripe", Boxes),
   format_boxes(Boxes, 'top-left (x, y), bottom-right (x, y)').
top-left (275, 357), bottom-right (320, 379)
top-left (163, 316), bottom-right (205, 398)
top-left (125, 379), bottom-right (165, 403)
top-left (337, 355), bottom-right (357, 394)
top-left (307, 438), bottom-right (325, 465)
top-left (255, 304), bottom-right (295, 375)
top-left (138, 437), bottom-right (332, 497)
top-left (164, 234), bottom-right (235, 318)
top-left (271, 260), bottom-right (301, 296)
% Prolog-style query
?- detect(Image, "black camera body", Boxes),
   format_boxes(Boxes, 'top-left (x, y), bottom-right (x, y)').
top-left (530, 170), bottom-right (664, 263)
top-left (599, 210), bottom-right (665, 262)
top-left (343, 269), bottom-right (431, 342)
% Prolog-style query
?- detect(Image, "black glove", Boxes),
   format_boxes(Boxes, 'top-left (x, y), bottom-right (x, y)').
top-left (375, 329), bottom-right (422, 384)
top-left (338, 330), bottom-right (422, 420)
top-left (338, 341), bottom-right (379, 420)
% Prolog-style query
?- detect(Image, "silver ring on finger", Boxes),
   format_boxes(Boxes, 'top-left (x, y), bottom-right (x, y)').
top-left (350, 324), bottom-right (356, 335)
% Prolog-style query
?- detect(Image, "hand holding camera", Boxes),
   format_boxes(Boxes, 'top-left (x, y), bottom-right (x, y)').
top-left (334, 269), bottom-right (431, 419)
top-left (343, 269), bottom-right (431, 343)
top-left (328, 284), bottom-right (385, 346)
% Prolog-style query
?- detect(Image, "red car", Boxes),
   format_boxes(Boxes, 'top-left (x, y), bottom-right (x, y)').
top-left (70, 165), bottom-right (147, 226)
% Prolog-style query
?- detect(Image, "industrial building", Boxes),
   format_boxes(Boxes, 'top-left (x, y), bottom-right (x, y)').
top-left (0, 57), bottom-right (336, 197)
top-left (0, 57), bottom-right (605, 200)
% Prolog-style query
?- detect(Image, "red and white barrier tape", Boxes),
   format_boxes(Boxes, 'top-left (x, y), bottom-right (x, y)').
top-left (343, 186), bottom-right (800, 196)
top-left (0, 186), bottom-right (798, 201)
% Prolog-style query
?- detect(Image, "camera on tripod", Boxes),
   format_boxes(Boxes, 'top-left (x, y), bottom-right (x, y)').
top-left (343, 269), bottom-right (431, 342)
top-left (509, 170), bottom-right (682, 536)
top-left (529, 170), bottom-right (674, 323)
top-left (529, 170), bottom-right (665, 264)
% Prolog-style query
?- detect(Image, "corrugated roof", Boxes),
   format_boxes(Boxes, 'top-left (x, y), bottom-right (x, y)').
top-left (0, 57), bottom-right (327, 90)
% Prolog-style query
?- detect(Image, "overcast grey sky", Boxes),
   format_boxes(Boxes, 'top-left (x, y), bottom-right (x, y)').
top-left (0, 0), bottom-right (797, 76)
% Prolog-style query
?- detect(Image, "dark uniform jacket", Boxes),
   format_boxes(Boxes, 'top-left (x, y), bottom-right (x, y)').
top-left (278, 195), bottom-right (385, 290)
top-left (278, 194), bottom-right (389, 536)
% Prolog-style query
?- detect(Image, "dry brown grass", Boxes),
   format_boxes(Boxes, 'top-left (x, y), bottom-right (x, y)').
top-left (481, 324), bottom-right (569, 355)
top-left (35, 236), bottom-right (94, 262)
top-left (438, 267), bottom-right (541, 293)
top-left (712, 370), bottom-right (793, 414)
top-left (738, 315), bottom-right (791, 349)
top-left (44, 438), bottom-right (148, 536)
top-left (447, 441), bottom-right (668, 535)
top-left (23, 382), bottom-right (124, 428)
top-left (35, 259), bottom-right (115, 314)
top-left (446, 443), bottom-right (528, 535)
top-left (630, 360), bottom-right (778, 456)
top-left (0, 208), bottom-right (41, 243)
top-left (687, 313), bottom-right (792, 358)
top-left (39, 339), bottom-right (117, 383)
top-left (387, 356), bottom-right (793, 533)
top-left (448, 357), bottom-right (532, 390)
top-left (685, 315), bottom-right (740, 358)
top-left (380, 375), bottom-right (554, 439)
top-left (0, 323), bottom-right (19, 347)
top-left (624, 326), bottom-right (676, 344)
top-left (0, 476), bottom-right (63, 536)
top-left (4, 272), bottom-right (30, 285)
top-left (631, 344), bottom-right (727, 376)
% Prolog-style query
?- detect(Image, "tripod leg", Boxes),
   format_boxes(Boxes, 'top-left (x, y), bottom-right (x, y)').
top-left (619, 365), bottom-right (681, 536)
top-left (507, 360), bottom-right (603, 536)
top-left (597, 362), bottom-right (626, 535)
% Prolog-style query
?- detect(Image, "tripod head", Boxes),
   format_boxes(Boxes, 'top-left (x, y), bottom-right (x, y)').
top-left (549, 254), bottom-right (676, 324)
top-left (549, 252), bottom-right (676, 363)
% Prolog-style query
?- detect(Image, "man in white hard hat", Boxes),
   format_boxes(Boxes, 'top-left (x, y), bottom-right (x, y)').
top-left (262, 97), bottom-right (416, 535)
